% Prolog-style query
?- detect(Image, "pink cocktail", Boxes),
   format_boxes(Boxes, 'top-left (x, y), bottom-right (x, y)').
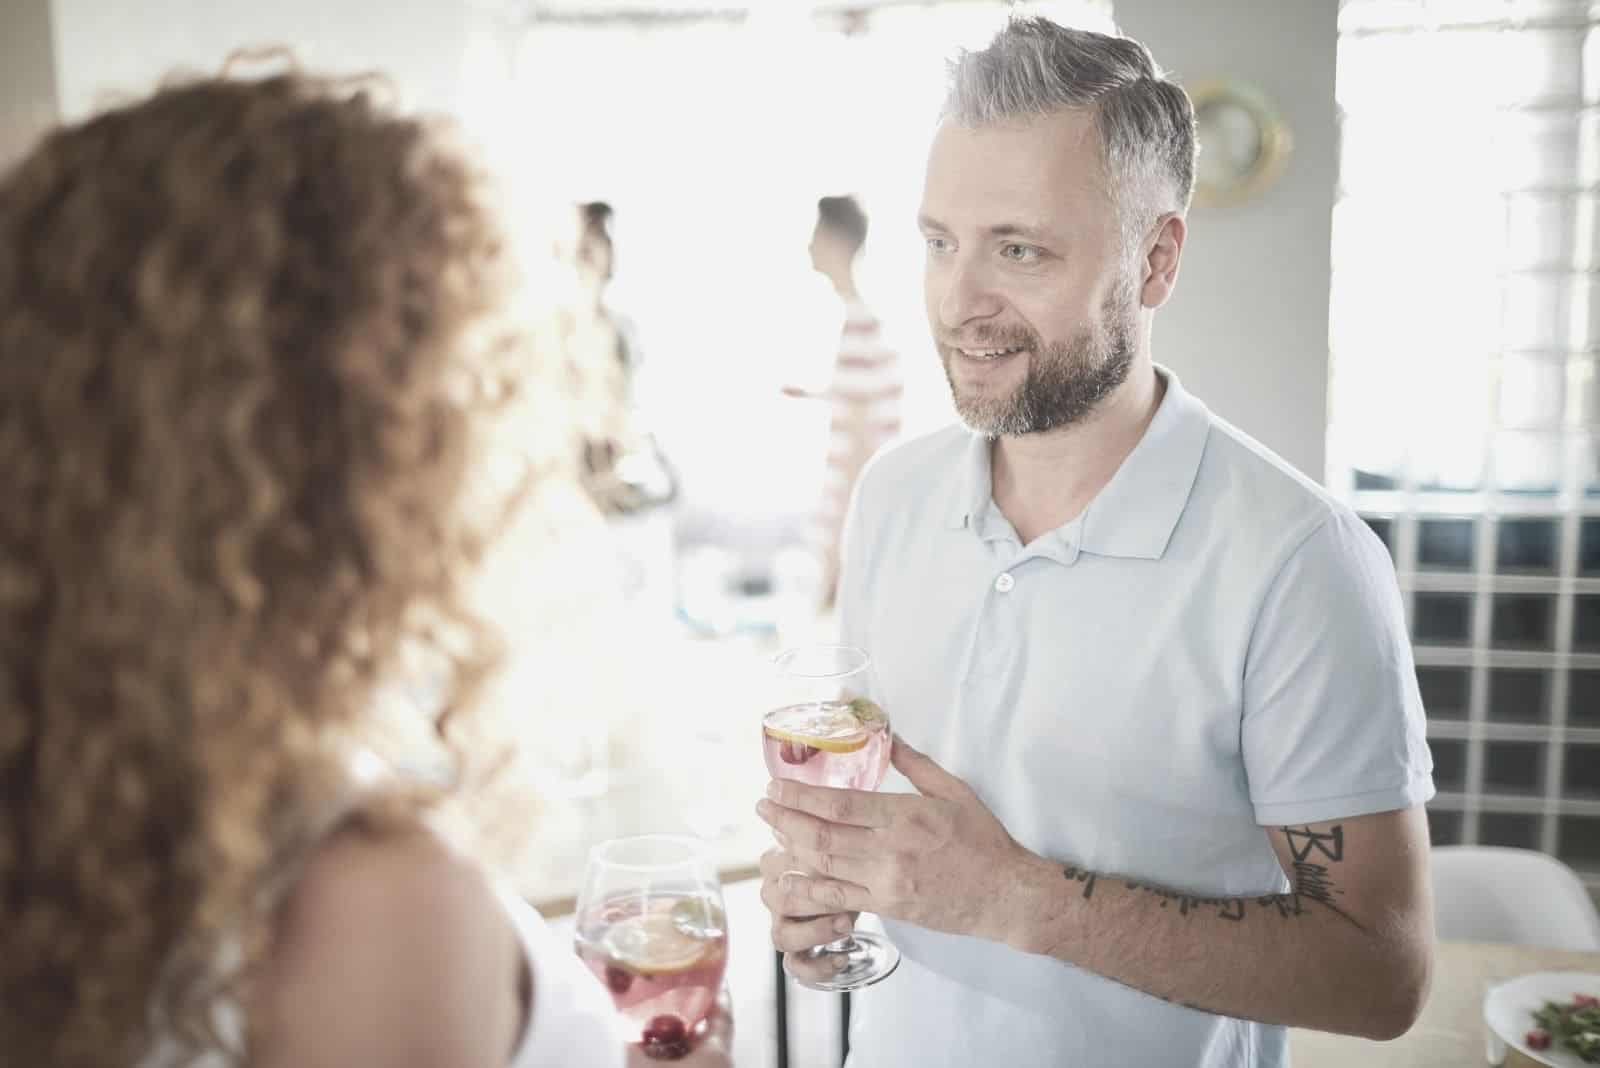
top-left (764, 644), bottom-right (900, 992)
top-left (762, 699), bottom-right (891, 789)
top-left (574, 835), bottom-right (727, 1059)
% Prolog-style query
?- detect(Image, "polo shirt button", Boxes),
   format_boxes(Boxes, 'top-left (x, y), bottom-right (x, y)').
top-left (994, 572), bottom-right (1015, 593)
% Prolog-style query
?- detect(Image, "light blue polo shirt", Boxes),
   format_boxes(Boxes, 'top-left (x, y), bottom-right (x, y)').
top-left (839, 367), bottom-right (1433, 1068)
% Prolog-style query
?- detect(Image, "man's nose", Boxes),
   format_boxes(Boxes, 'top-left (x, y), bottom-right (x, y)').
top-left (937, 260), bottom-right (1003, 331)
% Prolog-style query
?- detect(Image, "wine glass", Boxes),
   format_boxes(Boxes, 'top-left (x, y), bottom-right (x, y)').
top-left (762, 643), bottom-right (900, 991)
top-left (574, 834), bottom-right (729, 1059)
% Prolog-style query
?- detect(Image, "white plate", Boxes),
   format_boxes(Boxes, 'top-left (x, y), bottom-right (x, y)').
top-left (1484, 971), bottom-right (1600, 1067)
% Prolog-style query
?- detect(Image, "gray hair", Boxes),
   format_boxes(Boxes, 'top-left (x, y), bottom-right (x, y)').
top-left (944, 17), bottom-right (1197, 255)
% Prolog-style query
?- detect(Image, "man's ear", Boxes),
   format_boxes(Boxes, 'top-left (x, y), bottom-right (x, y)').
top-left (1140, 212), bottom-right (1186, 310)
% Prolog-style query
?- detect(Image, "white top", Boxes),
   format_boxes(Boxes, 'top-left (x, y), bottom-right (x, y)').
top-left (837, 368), bottom-right (1434, 1068)
top-left (499, 888), bottom-right (628, 1068)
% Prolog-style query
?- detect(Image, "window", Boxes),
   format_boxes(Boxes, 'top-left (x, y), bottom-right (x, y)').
top-left (1334, 0), bottom-right (1600, 885)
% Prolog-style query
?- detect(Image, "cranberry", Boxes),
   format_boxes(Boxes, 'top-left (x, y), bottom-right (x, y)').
top-left (1574, 993), bottom-right (1599, 1008)
top-left (644, 1015), bottom-right (687, 1043)
top-left (1526, 1028), bottom-right (1551, 1050)
top-left (641, 1014), bottom-right (691, 1059)
top-left (780, 740), bottom-right (818, 765)
top-left (641, 1036), bottom-right (690, 1060)
top-left (604, 965), bottom-right (633, 995)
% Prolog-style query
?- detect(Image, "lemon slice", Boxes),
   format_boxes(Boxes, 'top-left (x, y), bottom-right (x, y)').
top-left (764, 702), bottom-right (876, 753)
top-left (847, 697), bottom-right (887, 729)
top-left (599, 910), bottom-right (713, 976)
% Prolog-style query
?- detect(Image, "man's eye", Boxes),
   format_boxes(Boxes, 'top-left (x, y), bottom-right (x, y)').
top-left (926, 237), bottom-right (952, 254)
top-left (1001, 244), bottom-right (1039, 262)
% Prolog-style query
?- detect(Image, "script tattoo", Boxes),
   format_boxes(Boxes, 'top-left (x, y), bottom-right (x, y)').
top-left (1061, 824), bottom-right (1365, 931)
top-left (1274, 824), bottom-right (1364, 930)
top-left (1120, 880), bottom-right (1251, 921)
top-left (1284, 824), bottom-right (1344, 865)
top-left (1063, 864), bottom-right (1098, 900)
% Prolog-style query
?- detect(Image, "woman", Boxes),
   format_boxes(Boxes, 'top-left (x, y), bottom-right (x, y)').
top-left (0, 69), bottom-right (730, 1067)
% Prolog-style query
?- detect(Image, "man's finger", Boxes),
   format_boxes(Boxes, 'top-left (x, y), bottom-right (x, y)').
top-left (756, 799), bottom-right (879, 857)
top-left (772, 912), bottom-right (856, 953)
top-left (759, 846), bottom-right (798, 882)
top-left (890, 733), bottom-right (973, 802)
top-left (786, 846), bottom-right (875, 887)
top-left (776, 871), bottom-right (871, 916)
top-left (765, 779), bottom-right (891, 828)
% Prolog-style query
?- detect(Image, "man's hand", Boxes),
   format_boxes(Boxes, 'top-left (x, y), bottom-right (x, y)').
top-left (757, 734), bottom-right (1029, 947)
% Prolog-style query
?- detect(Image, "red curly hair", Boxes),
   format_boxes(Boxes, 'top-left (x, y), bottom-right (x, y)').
top-left (0, 69), bottom-right (540, 1065)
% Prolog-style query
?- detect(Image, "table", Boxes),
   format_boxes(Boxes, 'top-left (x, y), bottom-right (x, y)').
top-left (1291, 941), bottom-right (1600, 1068)
top-left (547, 891), bottom-right (1600, 1067)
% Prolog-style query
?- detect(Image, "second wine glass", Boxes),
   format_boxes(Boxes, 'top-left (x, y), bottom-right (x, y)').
top-left (573, 834), bottom-right (728, 1059)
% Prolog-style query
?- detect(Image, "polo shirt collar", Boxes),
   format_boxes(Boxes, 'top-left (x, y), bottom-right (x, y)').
top-left (943, 365), bottom-right (1210, 561)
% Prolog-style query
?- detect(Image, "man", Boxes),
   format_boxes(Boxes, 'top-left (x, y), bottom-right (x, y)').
top-left (786, 195), bottom-right (904, 608)
top-left (757, 17), bottom-right (1435, 1067)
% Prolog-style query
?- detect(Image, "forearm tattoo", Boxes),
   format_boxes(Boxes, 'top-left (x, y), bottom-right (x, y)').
top-left (1062, 825), bottom-right (1365, 931)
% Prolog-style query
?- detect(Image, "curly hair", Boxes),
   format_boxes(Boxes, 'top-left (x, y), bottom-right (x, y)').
top-left (0, 69), bottom-right (534, 1066)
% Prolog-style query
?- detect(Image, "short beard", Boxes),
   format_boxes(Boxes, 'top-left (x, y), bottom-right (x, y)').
top-left (943, 281), bottom-right (1137, 438)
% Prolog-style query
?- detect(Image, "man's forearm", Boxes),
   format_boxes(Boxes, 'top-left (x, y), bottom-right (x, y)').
top-left (999, 830), bottom-right (1427, 1040)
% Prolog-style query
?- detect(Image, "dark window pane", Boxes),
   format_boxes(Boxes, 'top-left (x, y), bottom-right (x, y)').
top-left (1564, 744), bottom-right (1600, 799)
top-left (1576, 595), bottom-right (1600, 653)
top-left (1430, 739), bottom-right (1468, 792)
top-left (1487, 668), bottom-right (1548, 724)
top-left (1355, 469), bottom-right (1400, 491)
top-left (1418, 518), bottom-right (1475, 570)
top-left (1492, 594), bottom-right (1555, 649)
top-left (1482, 741), bottom-right (1545, 794)
top-left (1427, 808), bottom-right (1463, 847)
top-left (1479, 812), bottom-right (1541, 850)
top-left (1572, 671), bottom-right (1600, 728)
top-left (1419, 667), bottom-right (1471, 719)
top-left (1582, 518), bottom-right (1600, 576)
top-left (1496, 518), bottom-right (1558, 573)
top-left (1416, 593), bottom-right (1473, 645)
top-left (1558, 816), bottom-right (1600, 871)
top-left (1363, 516), bottom-right (1394, 560)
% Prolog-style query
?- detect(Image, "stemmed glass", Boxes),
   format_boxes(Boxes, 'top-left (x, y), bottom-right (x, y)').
top-left (574, 834), bottom-right (728, 1059)
top-left (762, 643), bottom-right (900, 991)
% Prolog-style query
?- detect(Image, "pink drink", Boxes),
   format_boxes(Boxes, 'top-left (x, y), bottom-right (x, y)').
top-left (762, 699), bottom-right (890, 789)
top-left (575, 891), bottom-right (727, 1052)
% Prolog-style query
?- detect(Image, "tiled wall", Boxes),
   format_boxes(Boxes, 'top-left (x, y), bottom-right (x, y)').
top-left (1333, 2), bottom-right (1600, 896)
top-left (1359, 507), bottom-right (1600, 893)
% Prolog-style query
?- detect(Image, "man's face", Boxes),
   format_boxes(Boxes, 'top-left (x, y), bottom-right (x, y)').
top-left (919, 110), bottom-right (1140, 437)
top-left (809, 221), bottom-right (849, 278)
top-left (577, 229), bottom-right (613, 288)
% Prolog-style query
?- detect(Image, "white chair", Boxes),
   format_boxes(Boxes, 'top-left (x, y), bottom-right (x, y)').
top-left (1430, 845), bottom-right (1600, 950)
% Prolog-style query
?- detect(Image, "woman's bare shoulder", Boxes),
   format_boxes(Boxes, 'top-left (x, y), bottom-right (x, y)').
top-left (251, 821), bottom-right (524, 1068)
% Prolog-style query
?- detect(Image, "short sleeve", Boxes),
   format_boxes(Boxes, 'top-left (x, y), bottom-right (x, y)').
top-left (1242, 509), bottom-right (1435, 827)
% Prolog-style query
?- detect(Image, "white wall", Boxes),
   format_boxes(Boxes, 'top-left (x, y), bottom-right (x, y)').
top-left (1114, 0), bottom-right (1338, 482)
top-left (50, 0), bottom-right (475, 121)
top-left (1, 0), bottom-right (60, 169)
top-left (38, 0), bottom-right (1341, 488)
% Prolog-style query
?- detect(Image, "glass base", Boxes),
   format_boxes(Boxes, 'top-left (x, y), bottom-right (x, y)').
top-left (784, 931), bottom-right (900, 992)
